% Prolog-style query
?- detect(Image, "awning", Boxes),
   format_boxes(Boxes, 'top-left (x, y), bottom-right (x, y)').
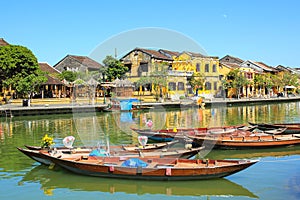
top-left (284, 85), bottom-right (296, 89)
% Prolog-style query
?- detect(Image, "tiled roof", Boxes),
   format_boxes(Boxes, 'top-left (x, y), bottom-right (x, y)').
top-left (39, 62), bottom-right (61, 74)
top-left (39, 63), bottom-right (63, 85)
top-left (0, 38), bottom-right (9, 46)
top-left (135, 48), bottom-right (173, 61)
top-left (220, 62), bottom-right (240, 69)
top-left (69, 55), bottom-right (103, 70)
top-left (158, 49), bottom-right (181, 58)
top-left (220, 55), bottom-right (244, 64)
top-left (44, 75), bottom-right (64, 85)
top-left (254, 61), bottom-right (277, 72)
top-left (183, 51), bottom-right (207, 58)
top-left (182, 51), bottom-right (218, 59)
top-left (276, 65), bottom-right (300, 74)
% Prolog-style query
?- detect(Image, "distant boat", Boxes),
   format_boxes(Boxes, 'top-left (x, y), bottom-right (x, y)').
top-left (131, 125), bottom-right (255, 142)
top-left (28, 151), bottom-right (258, 181)
top-left (190, 134), bottom-right (300, 149)
top-left (249, 122), bottom-right (300, 134)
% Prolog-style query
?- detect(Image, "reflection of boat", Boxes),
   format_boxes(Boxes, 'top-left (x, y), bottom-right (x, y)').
top-left (249, 122), bottom-right (300, 134)
top-left (191, 134), bottom-right (300, 149)
top-left (20, 165), bottom-right (258, 198)
top-left (17, 145), bottom-right (205, 166)
top-left (206, 144), bottom-right (300, 160)
top-left (37, 151), bottom-right (258, 181)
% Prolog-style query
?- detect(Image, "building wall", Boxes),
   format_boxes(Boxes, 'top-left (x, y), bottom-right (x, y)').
top-left (172, 53), bottom-right (220, 98)
top-left (55, 56), bottom-right (88, 73)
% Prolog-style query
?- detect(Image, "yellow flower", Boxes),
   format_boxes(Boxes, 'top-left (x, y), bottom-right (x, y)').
top-left (41, 134), bottom-right (55, 148)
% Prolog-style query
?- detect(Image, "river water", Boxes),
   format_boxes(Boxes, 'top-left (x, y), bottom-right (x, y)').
top-left (1, 102), bottom-right (300, 200)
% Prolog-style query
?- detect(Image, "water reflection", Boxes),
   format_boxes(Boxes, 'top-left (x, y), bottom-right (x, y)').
top-left (206, 145), bottom-right (300, 160)
top-left (19, 165), bottom-right (258, 198)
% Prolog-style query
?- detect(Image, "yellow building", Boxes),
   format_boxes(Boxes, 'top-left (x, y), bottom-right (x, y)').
top-left (120, 48), bottom-right (174, 100)
top-left (172, 51), bottom-right (220, 98)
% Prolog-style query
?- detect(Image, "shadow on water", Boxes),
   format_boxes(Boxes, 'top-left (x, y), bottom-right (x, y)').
top-left (19, 165), bottom-right (258, 198)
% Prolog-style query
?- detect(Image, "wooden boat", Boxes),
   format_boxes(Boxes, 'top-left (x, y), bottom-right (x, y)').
top-left (190, 133), bottom-right (300, 149)
top-left (131, 125), bottom-right (255, 142)
top-left (17, 145), bottom-right (204, 166)
top-left (33, 151), bottom-right (258, 181)
top-left (20, 165), bottom-right (258, 198)
top-left (24, 139), bottom-right (179, 152)
top-left (248, 122), bottom-right (300, 134)
top-left (264, 128), bottom-right (287, 135)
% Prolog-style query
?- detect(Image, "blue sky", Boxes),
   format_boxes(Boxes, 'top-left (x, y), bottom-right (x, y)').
top-left (2, 0), bottom-right (300, 67)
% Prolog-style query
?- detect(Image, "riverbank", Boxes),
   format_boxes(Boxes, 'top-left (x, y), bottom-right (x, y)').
top-left (1, 96), bottom-right (300, 117)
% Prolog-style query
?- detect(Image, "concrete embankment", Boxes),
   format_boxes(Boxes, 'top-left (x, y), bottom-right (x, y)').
top-left (1, 96), bottom-right (300, 117)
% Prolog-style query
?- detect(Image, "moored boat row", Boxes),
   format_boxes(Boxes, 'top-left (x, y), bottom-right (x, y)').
top-left (19, 121), bottom-right (299, 181)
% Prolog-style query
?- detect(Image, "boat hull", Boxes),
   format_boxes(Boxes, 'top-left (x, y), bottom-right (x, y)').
top-left (40, 153), bottom-right (258, 181)
top-left (191, 134), bottom-right (300, 149)
top-left (249, 122), bottom-right (300, 134)
top-left (18, 145), bottom-right (204, 166)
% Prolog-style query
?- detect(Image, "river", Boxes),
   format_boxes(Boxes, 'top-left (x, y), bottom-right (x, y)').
top-left (0, 102), bottom-right (300, 200)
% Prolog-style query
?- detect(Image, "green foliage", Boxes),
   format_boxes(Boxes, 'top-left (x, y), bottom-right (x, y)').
top-left (226, 69), bottom-right (249, 88)
top-left (0, 45), bottom-right (47, 97)
top-left (282, 72), bottom-right (299, 87)
top-left (58, 70), bottom-right (77, 82)
top-left (136, 63), bottom-right (168, 101)
top-left (102, 55), bottom-right (128, 81)
top-left (189, 72), bottom-right (205, 90)
top-left (226, 69), bottom-right (249, 98)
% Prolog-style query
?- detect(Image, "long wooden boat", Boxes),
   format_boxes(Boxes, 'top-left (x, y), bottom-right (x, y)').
top-left (21, 165), bottom-right (258, 198)
top-left (190, 134), bottom-right (300, 149)
top-left (34, 151), bottom-right (258, 181)
top-left (131, 125), bottom-right (255, 142)
top-left (17, 145), bottom-right (204, 166)
top-left (248, 122), bottom-right (300, 134)
top-left (24, 139), bottom-right (179, 152)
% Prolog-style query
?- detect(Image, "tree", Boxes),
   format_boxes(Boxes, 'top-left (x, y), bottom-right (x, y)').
top-left (282, 72), bottom-right (299, 87)
top-left (254, 73), bottom-right (276, 97)
top-left (102, 56), bottom-right (128, 81)
top-left (0, 45), bottom-right (47, 98)
top-left (136, 63), bottom-right (168, 101)
top-left (189, 72), bottom-right (205, 95)
top-left (226, 69), bottom-right (249, 99)
top-left (58, 71), bottom-right (77, 82)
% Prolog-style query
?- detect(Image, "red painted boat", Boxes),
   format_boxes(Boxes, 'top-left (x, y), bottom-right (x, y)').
top-left (131, 125), bottom-right (255, 142)
top-left (190, 134), bottom-right (300, 149)
top-left (17, 144), bottom-right (205, 166)
top-left (30, 150), bottom-right (258, 181)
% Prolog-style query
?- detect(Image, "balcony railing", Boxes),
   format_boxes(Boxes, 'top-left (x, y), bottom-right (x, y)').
top-left (167, 70), bottom-right (193, 77)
